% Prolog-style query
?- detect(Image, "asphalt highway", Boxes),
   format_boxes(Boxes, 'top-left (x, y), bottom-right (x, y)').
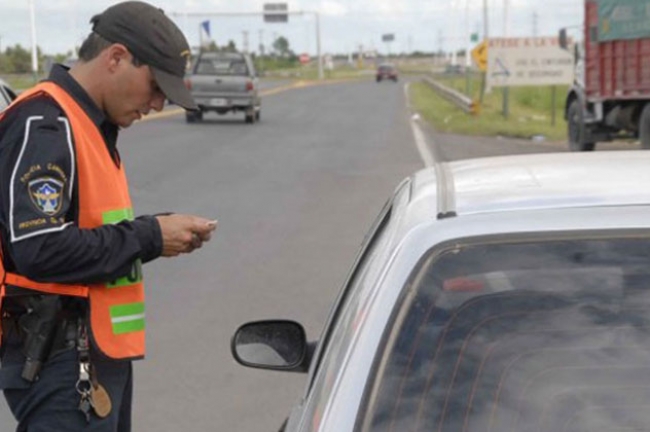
top-left (0, 77), bottom-right (638, 431)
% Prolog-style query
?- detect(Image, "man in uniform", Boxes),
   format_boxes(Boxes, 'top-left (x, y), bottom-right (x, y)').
top-left (0, 2), bottom-right (216, 431)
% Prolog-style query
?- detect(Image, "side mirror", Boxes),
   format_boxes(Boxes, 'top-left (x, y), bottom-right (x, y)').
top-left (231, 320), bottom-right (312, 372)
top-left (559, 28), bottom-right (569, 50)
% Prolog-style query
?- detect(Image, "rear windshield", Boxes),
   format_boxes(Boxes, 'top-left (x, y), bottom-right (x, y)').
top-left (194, 57), bottom-right (249, 76)
top-left (361, 236), bottom-right (650, 432)
top-left (378, 65), bottom-right (395, 72)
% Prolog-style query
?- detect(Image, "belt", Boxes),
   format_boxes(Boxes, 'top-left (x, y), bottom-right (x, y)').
top-left (2, 308), bottom-right (84, 358)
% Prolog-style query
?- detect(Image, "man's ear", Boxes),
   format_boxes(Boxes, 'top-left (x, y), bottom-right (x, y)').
top-left (105, 43), bottom-right (130, 72)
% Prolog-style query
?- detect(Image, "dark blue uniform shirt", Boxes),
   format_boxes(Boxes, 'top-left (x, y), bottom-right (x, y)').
top-left (0, 65), bottom-right (162, 285)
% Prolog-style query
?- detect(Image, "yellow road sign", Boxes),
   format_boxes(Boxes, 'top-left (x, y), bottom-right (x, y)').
top-left (471, 41), bottom-right (488, 72)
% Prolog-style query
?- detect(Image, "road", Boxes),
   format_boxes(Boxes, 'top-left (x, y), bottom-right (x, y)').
top-left (0, 77), bottom-right (639, 431)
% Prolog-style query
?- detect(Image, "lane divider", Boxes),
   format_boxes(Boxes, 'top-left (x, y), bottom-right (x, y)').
top-left (141, 77), bottom-right (368, 123)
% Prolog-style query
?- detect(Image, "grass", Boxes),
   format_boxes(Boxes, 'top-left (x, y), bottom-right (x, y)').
top-left (2, 74), bottom-right (38, 91)
top-left (410, 73), bottom-right (569, 141)
top-left (262, 65), bottom-right (373, 81)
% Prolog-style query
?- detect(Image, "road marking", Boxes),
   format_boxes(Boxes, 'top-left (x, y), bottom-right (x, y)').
top-left (404, 82), bottom-right (436, 167)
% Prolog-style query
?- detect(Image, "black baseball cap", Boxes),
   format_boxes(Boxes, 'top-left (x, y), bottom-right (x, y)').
top-left (91, 1), bottom-right (198, 110)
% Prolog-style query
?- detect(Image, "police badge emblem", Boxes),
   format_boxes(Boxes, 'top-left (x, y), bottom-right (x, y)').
top-left (28, 178), bottom-right (64, 216)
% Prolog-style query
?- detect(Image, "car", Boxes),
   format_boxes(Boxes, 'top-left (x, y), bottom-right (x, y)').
top-left (184, 51), bottom-right (261, 124)
top-left (376, 64), bottom-right (398, 82)
top-left (231, 151), bottom-right (650, 432)
top-left (0, 78), bottom-right (17, 111)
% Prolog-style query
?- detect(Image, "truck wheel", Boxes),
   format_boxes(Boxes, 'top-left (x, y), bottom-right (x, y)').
top-left (186, 110), bottom-right (202, 123)
top-left (567, 100), bottom-right (595, 151)
top-left (639, 104), bottom-right (650, 149)
top-left (245, 107), bottom-right (256, 124)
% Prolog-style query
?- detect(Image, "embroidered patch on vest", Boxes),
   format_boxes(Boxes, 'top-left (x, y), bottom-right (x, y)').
top-left (28, 177), bottom-right (64, 216)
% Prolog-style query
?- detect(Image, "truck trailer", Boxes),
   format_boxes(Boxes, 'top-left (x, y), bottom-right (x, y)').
top-left (562, 0), bottom-right (650, 151)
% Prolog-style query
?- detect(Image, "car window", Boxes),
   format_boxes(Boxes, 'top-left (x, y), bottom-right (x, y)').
top-left (360, 235), bottom-right (650, 432)
top-left (195, 58), bottom-right (249, 76)
top-left (300, 179), bottom-right (410, 430)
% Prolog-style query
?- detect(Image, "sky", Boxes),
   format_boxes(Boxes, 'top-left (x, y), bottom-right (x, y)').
top-left (0, 0), bottom-right (584, 57)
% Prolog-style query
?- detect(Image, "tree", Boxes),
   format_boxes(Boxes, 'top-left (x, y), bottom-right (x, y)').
top-left (205, 41), bottom-right (219, 52)
top-left (225, 40), bottom-right (237, 53)
top-left (4, 44), bottom-right (33, 73)
top-left (272, 36), bottom-right (291, 57)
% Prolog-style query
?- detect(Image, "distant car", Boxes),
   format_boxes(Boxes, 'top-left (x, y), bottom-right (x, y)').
top-left (376, 64), bottom-right (398, 82)
top-left (0, 78), bottom-right (17, 111)
top-left (231, 151), bottom-right (650, 432)
top-left (184, 51), bottom-right (261, 124)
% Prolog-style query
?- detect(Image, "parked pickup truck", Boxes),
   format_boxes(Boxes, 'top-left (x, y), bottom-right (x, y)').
top-left (184, 51), bottom-right (261, 124)
top-left (560, 0), bottom-right (650, 150)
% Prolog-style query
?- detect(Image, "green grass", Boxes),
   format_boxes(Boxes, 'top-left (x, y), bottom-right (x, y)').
top-left (411, 74), bottom-right (569, 141)
top-left (262, 65), bottom-right (373, 81)
top-left (1, 74), bottom-right (38, 91)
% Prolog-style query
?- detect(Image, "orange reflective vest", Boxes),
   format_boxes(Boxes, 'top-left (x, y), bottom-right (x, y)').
top-left (0, 82), bottom-right (146, 360)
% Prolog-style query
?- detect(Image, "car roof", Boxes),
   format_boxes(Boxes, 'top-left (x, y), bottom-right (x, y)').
top-left (199, 52), bottom-right (246, 60)
top-left (405, 151), bottom-right (650, 223)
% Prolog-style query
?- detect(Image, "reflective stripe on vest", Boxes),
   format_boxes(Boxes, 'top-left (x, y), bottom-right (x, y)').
top-left (0, 82), bottom-right (146, 360)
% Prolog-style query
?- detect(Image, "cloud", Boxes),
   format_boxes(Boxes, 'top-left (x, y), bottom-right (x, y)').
top-left (320, 1), bottom-right (347, 16)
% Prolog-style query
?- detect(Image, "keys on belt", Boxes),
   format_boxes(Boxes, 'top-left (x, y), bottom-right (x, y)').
top-left (75, 319), bottom-right (112, 422)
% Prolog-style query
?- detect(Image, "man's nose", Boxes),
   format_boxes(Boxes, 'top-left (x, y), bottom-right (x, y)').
top-left (150, 93), bottom-right (165, 112)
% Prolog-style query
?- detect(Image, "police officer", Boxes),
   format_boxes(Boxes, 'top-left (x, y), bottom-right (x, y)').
top-left (0, 2), bottom-right (216, 431)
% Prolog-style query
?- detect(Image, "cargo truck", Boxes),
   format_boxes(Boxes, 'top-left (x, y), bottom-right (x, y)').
top-left (560, 0), bottom-right (650, 151)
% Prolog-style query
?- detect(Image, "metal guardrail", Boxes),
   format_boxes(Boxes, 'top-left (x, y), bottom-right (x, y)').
top-left (422, 76), bottom-right (479, 115)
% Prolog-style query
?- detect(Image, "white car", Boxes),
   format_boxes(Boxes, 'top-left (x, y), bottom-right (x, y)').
top-left (0, 78), bottom-right (17, 111)
top-left (232, 151), bottom-right (650, 432)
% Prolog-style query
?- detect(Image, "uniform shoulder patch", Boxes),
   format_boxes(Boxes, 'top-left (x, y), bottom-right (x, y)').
top-left (28, 176), bottom-right (65, 216)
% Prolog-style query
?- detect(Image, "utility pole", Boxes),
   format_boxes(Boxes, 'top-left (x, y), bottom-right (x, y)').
top-left (242, 30), bottom-right (249, 54)
top-left (480, 0), bottom-right (489, 103)
top-left (258, 29), bottom-right (264, 73)
top-left (29, 0), bottom-right (39, 83)
top-left (438, 30), bottom-right (443, 66)
top-left (315, 12), bottom-right (323, 80)
top-left (533, 11), bottom-right (539, 37)
top-left (465, 0), bottom-right (471, 68)
top-left (502, 0), bottom-right (510, 119)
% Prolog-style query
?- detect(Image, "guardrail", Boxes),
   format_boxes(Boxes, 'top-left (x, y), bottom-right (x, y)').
top-left (422, 76), bottom-right (479, 115)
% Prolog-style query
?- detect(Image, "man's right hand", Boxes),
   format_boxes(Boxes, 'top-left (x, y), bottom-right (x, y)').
top-left (155, 214), bottom-right (218, 257)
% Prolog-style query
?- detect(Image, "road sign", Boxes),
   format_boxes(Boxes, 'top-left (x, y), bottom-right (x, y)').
top-left (471, 41), bottom-right (488, 72)
top-left (263, 3), bottom-right (288, 23)
top-left (299, 53), bottom-right (310, 65)
top-left (486, 37), bottom-right (574, 88)
top-left (382, 34), bottom-right (395, 43)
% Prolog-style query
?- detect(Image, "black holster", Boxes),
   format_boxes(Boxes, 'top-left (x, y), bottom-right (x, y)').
top-left (18, 295), bottom-right (62, 382)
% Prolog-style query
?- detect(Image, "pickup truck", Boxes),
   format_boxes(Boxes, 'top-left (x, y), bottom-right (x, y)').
top-left (184, 51), bottom-right (261, 124)
top-left (560, 0), bottom-right (650, 150)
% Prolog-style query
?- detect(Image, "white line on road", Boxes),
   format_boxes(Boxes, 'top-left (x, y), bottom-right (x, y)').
top-left (404, 83), bottom-right (436, 167)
